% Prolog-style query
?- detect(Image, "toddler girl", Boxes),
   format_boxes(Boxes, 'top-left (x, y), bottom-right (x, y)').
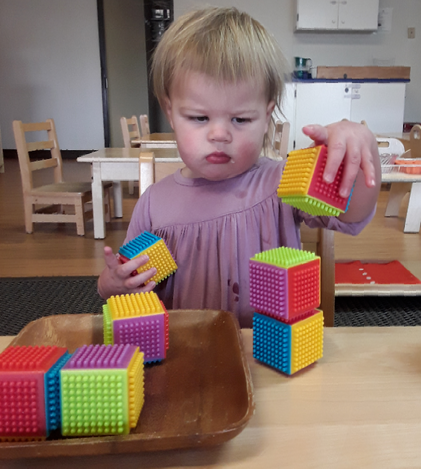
top-left (98, 7), bottom-right (381, 328)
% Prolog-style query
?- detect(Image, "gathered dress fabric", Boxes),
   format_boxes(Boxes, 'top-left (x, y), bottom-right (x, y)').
top-left (126, 157), bottom-right (374, 328)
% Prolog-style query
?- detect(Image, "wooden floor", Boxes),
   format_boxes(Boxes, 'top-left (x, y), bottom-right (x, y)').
top-left (0, 157), bottom-right (420, 280)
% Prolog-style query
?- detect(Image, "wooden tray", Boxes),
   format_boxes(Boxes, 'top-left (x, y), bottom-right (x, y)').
top-left (0, 310), bottom-right (254, 459)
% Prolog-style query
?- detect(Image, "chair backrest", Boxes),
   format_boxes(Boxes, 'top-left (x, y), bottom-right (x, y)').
top-left (376, 137), bottom-right (405, 156)
top-left (266, 119), bottom-right (290, 159)
top-left (12, 119), bottom-right (63, 193)
top-left (300, 224), bottom-right (335, 327)
top-left (120, 116), bottom-right (140, 148)
top-left (139, 115), bottom-right (150, 137)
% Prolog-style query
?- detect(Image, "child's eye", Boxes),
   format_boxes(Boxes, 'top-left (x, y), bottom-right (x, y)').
top-left (190, 116), bottom-right (208, 123)
top-left (232, 117), bottom-right (251, 124)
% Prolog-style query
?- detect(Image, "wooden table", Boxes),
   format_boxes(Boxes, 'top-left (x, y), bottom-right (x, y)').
top-left (132, 132), bottom-right (177, 148)
top-left (77, 148), bottom-right (180, 239)
top-left (3, 326), bottom-right (421, 468)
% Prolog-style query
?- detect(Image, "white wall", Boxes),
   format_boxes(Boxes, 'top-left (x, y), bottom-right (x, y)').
top-left (0, 0), bottom-right (104, 150)
top-left (175, 0), bottom-right (421, 123)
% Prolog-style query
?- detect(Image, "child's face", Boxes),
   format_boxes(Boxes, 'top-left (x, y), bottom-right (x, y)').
top-left (164, 71), bottom-right (275, 181)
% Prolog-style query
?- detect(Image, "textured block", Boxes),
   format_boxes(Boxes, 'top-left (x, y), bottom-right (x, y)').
top-left (250, 247), bottom-right (320, 322)
top-left (0, 346), bottom-right (68, 441)
top-left (103, 292), bottom-right (169, 363)
top-left (277, 145), bottom-right (353, 216)
top-left (253, 311), bottom-right (324, 375)
top-left (60, 344), bottom-right (144, 437)
top-left (119, 231), bottom-right (177, 284)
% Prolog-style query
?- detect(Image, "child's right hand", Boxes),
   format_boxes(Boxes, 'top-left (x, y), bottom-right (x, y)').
top-left (97, 246), bottom-right (157, 299)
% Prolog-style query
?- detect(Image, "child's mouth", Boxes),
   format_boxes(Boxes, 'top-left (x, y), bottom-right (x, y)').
top-left (206, 152), bottom-right (231, 164)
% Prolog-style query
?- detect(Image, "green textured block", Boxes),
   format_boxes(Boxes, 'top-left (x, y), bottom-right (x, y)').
top-left (281, 196), bottom-right (341, 217)
top-left (60, 369), bottom-right (130, 436)
top-left (102, 305), bottom-right (113, 345)
top-left (251, 246), bottom-right (316, 268)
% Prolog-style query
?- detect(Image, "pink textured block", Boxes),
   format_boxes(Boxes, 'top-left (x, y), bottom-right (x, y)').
top-left (113, 314), bottom-right (166, 363)
top-left (250, 258), bottom-right (320, 321)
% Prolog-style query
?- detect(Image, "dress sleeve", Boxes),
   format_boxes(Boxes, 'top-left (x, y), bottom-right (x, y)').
top-left (294, 205), bottom-right (377, 236)
top-left (124, 186), bottom-right (153, 244)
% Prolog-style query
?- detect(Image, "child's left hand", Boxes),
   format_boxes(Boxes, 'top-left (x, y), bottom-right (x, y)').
top-left (302, 120), bottom-right (379, 198)
top-left (302, 120), bottom-right (381, 223)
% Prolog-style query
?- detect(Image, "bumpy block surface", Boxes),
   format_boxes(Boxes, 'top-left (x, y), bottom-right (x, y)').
top-left (277, 145), bottom-right (353, 216)
top-left (119, 231), bottom-right (177, 284)
top-left (103, 292), bottom-right (169, 363)
top-left (253, 311), bottom-right (324, 375)
top-left (0, 346), bottom-right (68, 441)
top-left (60, 344), bottom-right (144, 437)
top-left (250, 247), bottom-right (320, 322)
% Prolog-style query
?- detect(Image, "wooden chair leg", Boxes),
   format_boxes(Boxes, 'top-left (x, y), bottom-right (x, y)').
top-left (104, 187), bottom-right (111, 223)
top-left (319, 229), bottom-right (335, 327)
top-left (128, 181), bottom-right (135, 195)
top-left (24, 199), bottom-right (34, 234)
top-left (74, 199), bottom-right (85, 236)
top-left (385, 182), bottom-right (411, 217)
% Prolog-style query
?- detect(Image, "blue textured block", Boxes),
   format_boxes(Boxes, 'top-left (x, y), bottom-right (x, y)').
top-left (253, 312), bottom-right (291, 374)
top-left (44, 352), bottom-right (72, 435)
top-left (119, 232), bottom-right (161, 259)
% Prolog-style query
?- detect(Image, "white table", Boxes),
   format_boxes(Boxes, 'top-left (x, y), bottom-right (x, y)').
top-left (381, 170), bottom-right (421, 233)
top-left (77, 148), bottom-right (180, 239)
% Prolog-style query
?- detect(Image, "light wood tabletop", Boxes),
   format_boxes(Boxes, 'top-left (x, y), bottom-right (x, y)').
top-left (2, 326), bottom-right (421, 468)
top-left (132, 132), bottom-right (177, 148)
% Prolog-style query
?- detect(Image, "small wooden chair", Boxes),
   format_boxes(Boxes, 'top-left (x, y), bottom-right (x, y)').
top-left (13, 119), bottom-right (111, 236)
top-left (120, 116), bottom-right (141, 149)
top-left (266, 120), bottom-right (290, 159)
top-left (139, 114), bottom-right (150, 137)
top-left (301, 224), bottom-right (335, 327)
top-left (407, 124), bottom-right (421, 159)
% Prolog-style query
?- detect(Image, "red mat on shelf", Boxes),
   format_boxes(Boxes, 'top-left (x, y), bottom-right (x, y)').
top-left (335, 261), bottom-right (421, 285)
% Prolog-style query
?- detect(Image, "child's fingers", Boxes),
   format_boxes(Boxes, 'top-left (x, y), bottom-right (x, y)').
top-left (118, 255), bottom-right (150, 279)
top-left (337, 142), bottom-right (362, 197)
top-left (302, 124), bottom-right (329, 145)
top-left (126, 268), bottom-right (157, 291)
top-left (360, 145), bottom-right (377, 187)
top-left (103, 246), bottom-right (119, 269)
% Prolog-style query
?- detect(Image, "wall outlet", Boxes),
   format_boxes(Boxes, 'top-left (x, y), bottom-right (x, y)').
top-left (408, 27), bottom-right (415, 39)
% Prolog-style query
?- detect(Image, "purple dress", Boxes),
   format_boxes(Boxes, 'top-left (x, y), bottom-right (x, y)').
top-left (126, 157), bottom-right (374, 328)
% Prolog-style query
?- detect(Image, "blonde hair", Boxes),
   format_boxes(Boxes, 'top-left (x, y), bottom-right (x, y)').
top-left (151, 7), bottom-right (288, 112)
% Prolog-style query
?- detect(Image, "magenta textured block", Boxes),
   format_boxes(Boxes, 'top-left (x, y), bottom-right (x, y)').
top-left (113, 315), bottom-right (166, 363)
top-left (63, 344), bottom-right (138, 370)
top-left (249, 260), bottom-right (288, 320)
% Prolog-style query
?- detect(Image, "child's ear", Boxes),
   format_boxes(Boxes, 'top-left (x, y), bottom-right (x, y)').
top-left (265, 100), bottom-right (276, 133)
top-left (163, 97), bottom-right (174, 129)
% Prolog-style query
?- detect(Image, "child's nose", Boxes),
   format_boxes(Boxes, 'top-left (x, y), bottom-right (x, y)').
top-left (208, 123), bottom-right (232, 143)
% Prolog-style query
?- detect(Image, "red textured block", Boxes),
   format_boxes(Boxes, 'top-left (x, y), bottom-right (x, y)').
top-left (307, 145), bottom-right (349, 212)
top-left (287, 259), bottom-right (320, 317)
top-left (0, 346), bottom-right (67, 441)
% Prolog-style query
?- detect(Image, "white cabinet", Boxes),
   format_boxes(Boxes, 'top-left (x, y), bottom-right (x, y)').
top-left (296, 0), bottom-right (379, 31)
top-left (283, 82), bottom-right (406, 151)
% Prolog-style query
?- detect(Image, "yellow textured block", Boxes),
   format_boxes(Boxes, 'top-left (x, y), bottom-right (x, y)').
top-left (277, 147), bottom-right (320, 197)
top-left (290, 310), bottom-right (324, 374)
top-left (127, 349), bottom-right (145, 428)
top-left (134, 239), bottom-right (178, 284)
top-left (108, 292), bottom-right (164, 319)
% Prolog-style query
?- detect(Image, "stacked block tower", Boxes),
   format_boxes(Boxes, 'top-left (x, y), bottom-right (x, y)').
top-left (103, 291), bottom-right (169, 363)
top-left (119, 231), bottom-right (177, 283)
top-left (277, 144), bottom-right (353, 216)
top-left (60, 344), bottom-right (144, 436)
top-left (0, 345), bottom-right (71, 441)
top-left (250, 247), bottom-right (324, 375)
